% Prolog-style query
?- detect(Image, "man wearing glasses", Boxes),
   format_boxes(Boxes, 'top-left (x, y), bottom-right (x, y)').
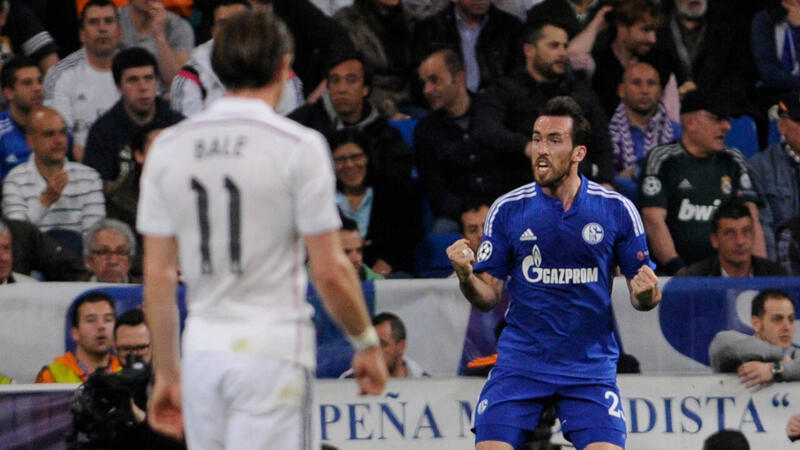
top-left (83, 218), bottom-right (139, 283)
top-left (639, 90), bottom-right (765, 274)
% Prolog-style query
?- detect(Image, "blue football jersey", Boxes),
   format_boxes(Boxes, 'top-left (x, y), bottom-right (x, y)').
top-left (473, 176), bottom-right (655, 381)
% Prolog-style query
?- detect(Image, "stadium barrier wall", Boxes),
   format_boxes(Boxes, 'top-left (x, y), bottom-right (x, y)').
top-left (2, 375), bottom-right (798, 449)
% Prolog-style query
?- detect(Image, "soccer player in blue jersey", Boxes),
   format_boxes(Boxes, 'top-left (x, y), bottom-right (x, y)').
top-left (448, 96), bottom-right (661, 450)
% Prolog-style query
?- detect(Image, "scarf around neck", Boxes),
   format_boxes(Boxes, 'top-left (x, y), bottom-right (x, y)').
top-left (609, 101), bottom-right (675, 171)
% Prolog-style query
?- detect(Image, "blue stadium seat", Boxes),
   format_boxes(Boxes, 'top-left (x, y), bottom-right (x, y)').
top-left (768, 119), bottom-right (781, 146)
top-left (388, 119), bottom-right (418, 148)
top-left (414, 232), bottom-right (462, 278)
top-left (724, 115), bottom-right (759, 158)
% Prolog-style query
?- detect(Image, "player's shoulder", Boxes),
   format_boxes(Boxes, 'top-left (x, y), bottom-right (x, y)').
top-left (484, 182), bottom-right (538, 236)
top-left (586, 181), bottom-right (645, 233)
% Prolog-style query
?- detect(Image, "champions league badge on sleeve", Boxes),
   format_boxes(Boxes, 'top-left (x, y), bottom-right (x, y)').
top-left (642, 176), bottom-right (661, 196)
top-left (477, 241), bottom-right (493, 262)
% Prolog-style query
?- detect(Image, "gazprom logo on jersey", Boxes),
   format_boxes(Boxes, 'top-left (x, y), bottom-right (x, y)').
top-left (522, 245), bottom-right (599, 284)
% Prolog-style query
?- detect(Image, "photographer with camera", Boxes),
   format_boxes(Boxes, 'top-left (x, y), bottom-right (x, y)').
top-left (68, 308), bottom-right (184, 450)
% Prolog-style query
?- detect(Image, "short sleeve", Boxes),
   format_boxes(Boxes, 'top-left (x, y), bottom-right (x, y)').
top-left (136, 137), bottom-right (175, 236)
top-left (730, 152), bottom-right (759, 204)
top-left (614, 197), bottom-right (656, 278)
top-left (473, 199), bottom-right (513, 280)
top-left (292, 132), bottom-right (341, 236)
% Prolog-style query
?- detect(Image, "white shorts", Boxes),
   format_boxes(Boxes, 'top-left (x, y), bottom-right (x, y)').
top-left (182, 351), bottom-right (318, 450)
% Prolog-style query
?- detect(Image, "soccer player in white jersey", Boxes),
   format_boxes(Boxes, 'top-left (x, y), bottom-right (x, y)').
top-left (448, 97), bottom-right (661, 450)
top-left (138, 8), bottom-right (387, 449)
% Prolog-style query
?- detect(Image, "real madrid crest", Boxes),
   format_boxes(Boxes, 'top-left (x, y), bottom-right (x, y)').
top-left (720, 176), bottom-right (732, 195)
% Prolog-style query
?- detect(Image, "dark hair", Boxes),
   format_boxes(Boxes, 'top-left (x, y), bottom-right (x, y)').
top-left (71, 292), bottom-right (116, 328)
top-left (611, 0), bottom-right (663, 27)
top-left (372, 312), bottom-right (406, 342)
top-left (710, 200), bottom-right (751, 234)
top-left (212, 6), bottom-right (293, 90)
top-left (539, 96), bottom-right (592, 147)
top-left (213, 0), bottom-right (251, 13)
top-left (328, 128), bottom-right (370, 155)
top-left (112, 47), bottom-right (158, 86)
top-left (0, 55), bottom-right (39, 90)
top-left (130, 123), bottom-right (163, 153)
top-left (80, 0), bottom-right (118, 28)
top-left (522, 20), bottom-right (565, 46)
top-left (114, 308), bottom-right (145, 336)
top-left (751, 289), bottom-right (793, 317)
top-left (326, 52), bottom-right (373, 89)
top-left (425, 48), bottom-right (465, 76)
top-left (703, 429), bottom-right (749, 450)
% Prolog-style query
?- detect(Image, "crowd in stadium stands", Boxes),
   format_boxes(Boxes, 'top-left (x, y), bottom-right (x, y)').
top-left (1, 0), bottom-right (800, 444)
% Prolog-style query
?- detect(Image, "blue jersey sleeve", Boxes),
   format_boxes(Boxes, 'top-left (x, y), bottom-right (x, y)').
top-left (614, 196), bottom-right (656, 278)
top-left (473, 199), bottom-right (513, 280)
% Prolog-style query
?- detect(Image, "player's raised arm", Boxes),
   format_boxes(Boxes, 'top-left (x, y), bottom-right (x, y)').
top-left (626, 265), bottom-right (662, 311)
top-left (447, 238), bottom-right (504, 312)
top-left (306, 230), bottom-right (388, 395)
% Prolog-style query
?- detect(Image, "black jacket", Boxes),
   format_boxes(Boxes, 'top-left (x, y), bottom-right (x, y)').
top-left (472, 70), bottom-right (615, 191)
top-left (654, 6), bottom-right (757, 115)
top-left (414, 100), bottom-right (506, 219)
top-left (288, 96), bottom-right (415, 188)
top-left (6, 217), bottom-right (87, 281)
top-left (677, 255), bottom-right (787, 277)
top-left (413, 4), bottom-right (523, 91)
top-left (526, 0), bottom-right (607, 39)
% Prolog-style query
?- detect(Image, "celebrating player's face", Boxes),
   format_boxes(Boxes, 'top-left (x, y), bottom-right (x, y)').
top-left (530, 116), bottom-right (577, 188)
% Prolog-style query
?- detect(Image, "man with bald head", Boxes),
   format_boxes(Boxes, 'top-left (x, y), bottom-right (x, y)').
top-left (608, 62), bottom-right (680, 199)
top-left (2, 107), bottom-right (105, 235)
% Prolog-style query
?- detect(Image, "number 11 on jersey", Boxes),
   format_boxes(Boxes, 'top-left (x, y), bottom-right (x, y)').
top-left (190, 176), bottom-right (242, 275)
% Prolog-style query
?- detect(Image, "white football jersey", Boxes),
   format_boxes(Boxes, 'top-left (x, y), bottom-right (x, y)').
top-left (137, 97), bottom-right (341, 368)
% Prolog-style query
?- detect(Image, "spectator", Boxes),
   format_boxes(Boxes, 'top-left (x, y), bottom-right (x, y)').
top-left (340, 312), bottom-right (429, 378)
top-left (170, 0), bottom-right (304, 117)
top-left (36, 291), bottom-right (121, 382)
top-left (676, 200), bottom-right (785, 277)
top-left (43, 0), bottom-right (122, 160)
top-left (289, 53), bottom-right (414, 189)
top-left (789, 413), bottom-right (800, 442)
top-left (460, 199), bottom-right (490, 254)
top-left (609, 62), bottom-right (679, 199)
top-left (751, 3), bottom-right (800, 112)
top-left (472, 20), bottom-right (615, 193)
top-left (2, 107), bottom-right (105, 235)
top-left (655, 0), bottom-right (756, 113)
top-left (338, 214), bottom-right (384, 281)
top-left (526, 0), bottom-right (608, 39)
top-left (412, 0), bottom-right (522, 93)
top-left (640, 90), bottom-right (764, 274)
top-left (4, 216), bottom-right (88, 281)
top-left (331, 128), bottom-right (421, 277)
top-left (83, 218), bottom-right (139, 283)
top-left (0, 218), bottom-right (37, 283)
top-left (334, 0), bottom-right (415, 118)
top-left (702, 429), bottom-right (750, 450)
top-left (0, 56), bottom-right (44, 179)
top-left (589, 0), bottom-right (673, 117)
top-left (114, 308), bottom-right (151, 366)
top-left (83, 47), bottom-right (183, 186)
top-left (0, 0), bottom-right (59, 73)
top-left (414, 49), bottom-right (504, 231)
top-left (750, 91), bottom-right (800, 260)
top-left (117, 0), bottom-right (194, 86)
top-left (709, 289), bottom-right (798, 386)
top-left (777, 215), bottom-right (800, 276)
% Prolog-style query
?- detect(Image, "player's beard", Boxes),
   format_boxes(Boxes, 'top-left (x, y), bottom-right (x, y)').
top-left (534, 159), bottom-right (572, 189)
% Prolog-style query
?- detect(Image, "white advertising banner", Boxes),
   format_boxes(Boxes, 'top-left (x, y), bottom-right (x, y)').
top-left (316, 375), bottom-right (800, 450)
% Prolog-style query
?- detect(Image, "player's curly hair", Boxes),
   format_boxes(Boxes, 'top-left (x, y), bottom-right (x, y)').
top-left (212, 6), bottom-right (293, 90)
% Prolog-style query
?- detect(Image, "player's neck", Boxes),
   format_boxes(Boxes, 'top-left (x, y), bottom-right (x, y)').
top-left (227, 85), bottom-right (284, 109)
top-left (392, 359), bottom-right (407, 377)
top-left (86, 50), bottom-right (115, 71)
top-left (542, 173), bottom-right (582, 211)
top-left (720, 256), bottom-right (751, 278)
top-left (34, 157), bottom-right (64, 178)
